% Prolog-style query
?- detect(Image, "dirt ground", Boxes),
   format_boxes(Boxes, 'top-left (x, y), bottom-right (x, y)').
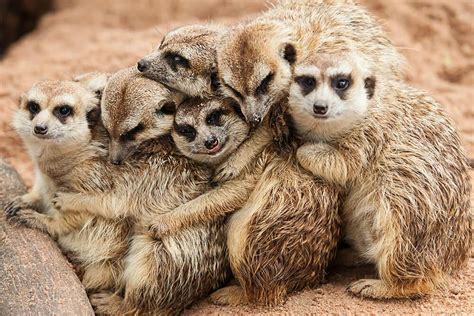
top-left (0, 0), bottom-right (472, 314)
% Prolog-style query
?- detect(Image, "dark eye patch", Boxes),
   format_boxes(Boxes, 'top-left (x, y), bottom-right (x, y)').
top-left (120, 123), bottom-right (144, 141)
top-left (27, 100), bottom-right (40, 118)
top-left (164, 51), bottom-right (190, 71)
top-left (295, 76), bottom-right (317, 96)
top-left (174, 123), bottom-right (196, 142)
top-left (255, 72), bottom-right (274, 96)
top-left (331, 74), bottom-right (352, 100)
top-left (53, 105), bottom-right (74, 123)
top-left (206, 109), bottom-right (228, 126)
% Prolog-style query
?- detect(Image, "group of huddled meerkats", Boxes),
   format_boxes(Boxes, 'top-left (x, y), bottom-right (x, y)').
top-left (3, 0), bottom-right (472, 315)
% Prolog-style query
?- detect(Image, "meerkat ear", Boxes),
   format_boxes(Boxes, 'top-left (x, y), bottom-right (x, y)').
top-left (86, 106), bottom-right (101, 128)
top-left (209, 64), bottom-right (221, 93)
top-left (364, 76), bottom-right (376, 99)
top-left (159, 101), bottom-right (176, 115)
top-left (281, 43), bottom-right (297, 65)
top-left (73, 72), bottom-right (110, 99)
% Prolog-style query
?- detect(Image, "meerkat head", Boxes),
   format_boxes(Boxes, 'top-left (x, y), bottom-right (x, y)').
top-left (172, 97), bottom-right (249, 166)
top-left (137, 24), bottom-right (224, 97)
top-left (13, 80), bottom-right (100, 150)
top-left (101, 67), bottom-right (178, 165)
top-left (288, 53), bottom-right (376, 140)
top-left (217, 20), bottom-right (297, 128)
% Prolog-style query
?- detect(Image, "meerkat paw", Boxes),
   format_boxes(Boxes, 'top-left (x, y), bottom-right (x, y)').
top-left (4, 196), bottom-right (32, 217)
top-left (148, 214), bottom-right (181, 238)
top-left (51, 192), bottom-right (77, 212)
top-left (347, 279), bottom-right (395, 299)
top-left (209, 285), bottom-right (248, 306)
top-left (6, 208), bottom-right (41, 228)
top-left (213, 164), bottom-right (241, 182)
top-left (89, 291), bottom-right (123, 315)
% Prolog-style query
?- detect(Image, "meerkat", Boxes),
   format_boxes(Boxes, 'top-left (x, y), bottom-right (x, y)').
top-left (217, 0), bottom-right (403, 128)
top-left (137, 23), bottom-right (226, 98)
top-left (287, 51), bottom-right (472, 299)
top-left (4, 77), bottom-right (132, 293)
top-left (49, 67), bottom-right (231, 315)
top-left (149, 97), bottom-right (342, 307)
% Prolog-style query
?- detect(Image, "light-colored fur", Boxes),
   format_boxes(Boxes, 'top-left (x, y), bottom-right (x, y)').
top-left (288, 52), bottom-right (472, 299)
top-left (51, 68), bottom-right (230, 315)
top-left (139, 24), bottom-right (226, 97)
top-left (6, 78), bottom-right (131, 293)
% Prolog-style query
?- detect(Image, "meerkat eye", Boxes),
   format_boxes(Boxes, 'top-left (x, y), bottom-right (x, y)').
top-left (120, 123), bottom-right (144, 141)
top-left (255, 72), bottom-right (274, 96)
top-left (27, 100), bottom-right (40, 115)
top-left (165, 52), bottom-right (189, 69)
top-left (206, 110), bottom-right (225, 126)
top-left (333, 76), bottom-right (352, 91)
top-left (175, 124), bottom-right (196, 142)
top-left (295, 76), bottom-right (316, 92)
top-left (94, 90), bottom-right (102, 99)
top-left (55, 105), bottom-right (73, 118)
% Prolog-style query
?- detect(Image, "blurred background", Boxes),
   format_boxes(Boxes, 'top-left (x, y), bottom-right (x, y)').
top-left (0, 0), bottom-right (473, 186)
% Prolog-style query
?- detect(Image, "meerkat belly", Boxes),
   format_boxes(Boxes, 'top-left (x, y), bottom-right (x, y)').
top-left (342, 175), bottom-right (393, 264)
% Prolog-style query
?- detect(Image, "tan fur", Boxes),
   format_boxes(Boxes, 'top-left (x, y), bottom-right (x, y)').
top-left (51, 68), bottom-right (230, 314)
top-left (6, 78), bottom-right (131, 294)
top-left (217, 0), bottom-right (403, 127)
top-left (139, 24), bottom-right (226, 97)
top-left (288, 52), bottom-right (472, 299)
top-left (160, 98), bottom-right (342, 306)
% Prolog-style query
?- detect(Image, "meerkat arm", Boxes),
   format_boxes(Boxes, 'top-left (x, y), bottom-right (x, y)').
top-left (213, 126), bottom-right (272, 182)
top-left (297, 142), bottom-right (350, 187)
top-left (52, 192), bottom-right (129, 219)
top-left (8, 208), bottom-right (88, 238)
top-left (149, 177), bottom-right (256, 237)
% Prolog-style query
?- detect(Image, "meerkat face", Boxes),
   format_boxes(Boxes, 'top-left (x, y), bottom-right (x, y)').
top-left (13, 80), bottom-right (99, 148)
top-left (137, 24), bottom-right (223, 97)
top-left (172, 97), bottom-right (249, 165)
top-left (288, 53), bottom-right (376, 139)
top-left (101, 68), bottom-right (178, 165)
top-left (217, 21), bottom-right (297, 128)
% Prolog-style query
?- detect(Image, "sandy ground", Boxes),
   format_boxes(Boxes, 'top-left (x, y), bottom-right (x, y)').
top-left (0, 0), bottom-right (472, 314)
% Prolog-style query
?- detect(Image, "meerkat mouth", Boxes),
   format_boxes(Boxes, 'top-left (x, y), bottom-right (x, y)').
top-left (207, 143), bottom-right (224, 155)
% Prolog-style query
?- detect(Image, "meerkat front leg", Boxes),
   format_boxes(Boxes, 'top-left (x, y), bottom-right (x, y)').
top-left (213, 127), bottom-right (271, 182)
top-left (52, 192), bottom-right (128, 219)
top-left (297, 142), bottom-right (350, 187)
top-left (6, 208), bottom-right (86, 238)
top-left (149, 177), bottom-right (255, 237)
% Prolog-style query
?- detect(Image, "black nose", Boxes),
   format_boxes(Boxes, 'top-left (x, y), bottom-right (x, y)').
top-left (110, 158), bottom-right (122, 165)
top-left (34, 125), bottom-right (48, 135)
top-left (250, 114), bottom-right (262, 129)
top-left (137, 59), bottom-right (150, 72)
top-left (205, 135), bottom-right (219, 149)
top-left (313, 104), bottom-right (328, 115)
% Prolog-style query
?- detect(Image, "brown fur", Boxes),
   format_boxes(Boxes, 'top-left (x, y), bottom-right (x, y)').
top-left (51, 68), bottom-right (231, 314)
top-left (217, 0), bottom-right (403, 128)
top-left (5, 78), bottom-right (131, 293)
top-left (289, 52), bottom-right (472, 299)
top-left (159, 98), bottom-right (342, 306)
top-left (139, 24), bottom-right (226, 97)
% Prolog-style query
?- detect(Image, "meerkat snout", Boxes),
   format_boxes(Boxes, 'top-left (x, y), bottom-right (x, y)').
top-left (33, 124), bottom-right (48, 135)
top-left (137, 59), bottom-right (150, 73)
top-left (313, 103), bottom-right (329, 116)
